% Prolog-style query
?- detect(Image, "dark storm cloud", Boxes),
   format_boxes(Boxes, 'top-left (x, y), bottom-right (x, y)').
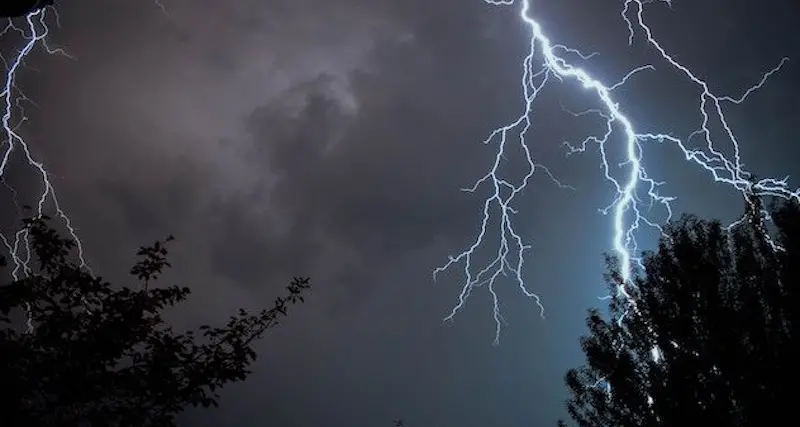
top-left (205, 8), bottom-right (525, 311)
top-left (5, 0), bottom-right (800, 426)
top-left (36, 0), bottom-right (519, 311)
top-left (10, 0), bottom-right (536, 333)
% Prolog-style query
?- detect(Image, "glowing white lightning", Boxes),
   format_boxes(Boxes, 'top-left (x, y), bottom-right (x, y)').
top-left (435, 0), bottom-right (797, 344)
top-left (1, 1), bottom-right (173, 334)
top-left (1, 9), bottom-right (88, 284)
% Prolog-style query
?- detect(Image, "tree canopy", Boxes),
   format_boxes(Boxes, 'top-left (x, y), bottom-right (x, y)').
top-left (559, 198), bottom-right (798, 427)
top-left (0, 0), bottom-right (53, 18)
top-left (0, 216), bottom-right (310, 426)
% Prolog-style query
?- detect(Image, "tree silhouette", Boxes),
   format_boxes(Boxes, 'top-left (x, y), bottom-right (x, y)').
top-left (559, 198), bottom-right (798, 427)
top-left (0, 216), bottom-right (310, 426)
top-left (0, 0), bottom-right (53, 18)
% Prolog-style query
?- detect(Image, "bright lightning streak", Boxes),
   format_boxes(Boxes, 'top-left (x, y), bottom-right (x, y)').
top-left (1, 8), bottom-right (88, 282)
top-left (0, 1), bottom-right (170, 333)
top-left (0, 7), bottom-right (93, 333)
top-left (436, 0), bottom-right (797, 344)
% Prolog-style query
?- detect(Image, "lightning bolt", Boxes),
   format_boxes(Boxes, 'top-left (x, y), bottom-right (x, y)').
top-left (435, 0), bottom-right (797, 344)
top-left (1, 1), bottom-right (171, 332)
top-left (1, 0), bottom-right (794, 347)
top-left (0, 1), bottom-right (174, 282)
top-left (1, 8), bottom-right (88, 284)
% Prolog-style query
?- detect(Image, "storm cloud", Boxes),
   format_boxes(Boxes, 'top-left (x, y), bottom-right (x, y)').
top-left (2, 0), bottom-right (799, 426)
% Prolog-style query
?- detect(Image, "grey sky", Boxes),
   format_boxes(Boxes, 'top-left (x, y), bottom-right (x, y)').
top-left (2, 0), bottom-right (799, 426)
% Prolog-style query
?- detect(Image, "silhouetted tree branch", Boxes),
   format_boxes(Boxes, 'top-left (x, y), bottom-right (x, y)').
top-left (0, 215), bottom-right (310, 426)
top-left (0, 0), bottom-right (53, 19)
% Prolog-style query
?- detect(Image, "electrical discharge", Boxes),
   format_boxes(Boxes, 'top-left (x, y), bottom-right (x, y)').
top-left (434, 0), bottom-right (795, 344)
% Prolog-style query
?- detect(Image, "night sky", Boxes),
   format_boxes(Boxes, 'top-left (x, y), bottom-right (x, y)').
top-left (2, 0), bottom-right (799, 426)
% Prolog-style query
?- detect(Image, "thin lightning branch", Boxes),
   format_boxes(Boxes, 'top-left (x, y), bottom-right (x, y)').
top-left (0, 8), bottom-right (88, 334)
top-left (153, 0), bottom-right (170, 15)
top-left (0, 2), bottom-right (168, 334)
top-left (0, 3), bottom-right (170, 334)
top-left (1, 9), bottom-right (88, 279)
top-left (436, 0), bottom-right (796, 344)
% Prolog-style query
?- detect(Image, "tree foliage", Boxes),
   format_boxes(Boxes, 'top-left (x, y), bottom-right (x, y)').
top-left (559, 198), bottom-right (798, 427)
top-left (0, 0), bottom-right (53, 19)
top-left (0, 216), bottom-right (310, 426)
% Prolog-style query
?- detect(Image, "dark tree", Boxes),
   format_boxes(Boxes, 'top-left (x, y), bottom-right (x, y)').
top-left (559, 198), bottom-right (798, 427)
top-left (0, 0), bottom-right (53, 18)
top-left (0, 216), bottom-right (310, 426)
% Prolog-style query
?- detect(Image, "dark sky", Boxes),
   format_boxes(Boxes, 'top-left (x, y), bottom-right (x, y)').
top-left (2, 0), bottom-right (799, 426)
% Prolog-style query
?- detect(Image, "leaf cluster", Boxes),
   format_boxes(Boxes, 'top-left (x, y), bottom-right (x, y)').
top-left (0, 216), bottom-right (310, 426)
top-left (560, 198), bottom-right (799, 427)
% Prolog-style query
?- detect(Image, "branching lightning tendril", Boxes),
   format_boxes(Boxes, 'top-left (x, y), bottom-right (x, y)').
top-left (2, 1), bottom-right (176, 335)
top-left (435, 0), bottom-right (797, 345)
top-left (1, 3), bottom-right (171, 333)
top-left (0, 7), bottom-right (89, 332)
top-left (1, 8), bottom-right (86, 276)
top-left (0, 1), bottom-right (796, 348)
